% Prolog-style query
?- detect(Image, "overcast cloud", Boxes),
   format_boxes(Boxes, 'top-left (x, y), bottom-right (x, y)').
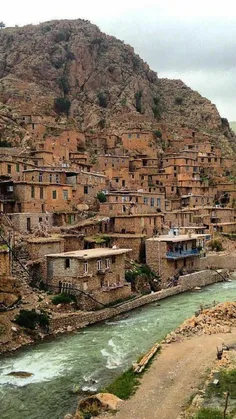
top-left (2, 0), bottom-right (236, 119)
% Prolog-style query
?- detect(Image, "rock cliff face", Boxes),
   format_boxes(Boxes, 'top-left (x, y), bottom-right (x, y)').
top-left (0, 19), bottom-right (234, 141)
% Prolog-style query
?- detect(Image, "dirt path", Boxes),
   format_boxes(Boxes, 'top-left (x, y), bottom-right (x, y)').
top-left (101, 331), bottom-right (236, 419)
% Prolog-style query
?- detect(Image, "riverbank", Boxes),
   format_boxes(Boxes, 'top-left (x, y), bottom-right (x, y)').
top-left (0, 268), bottom-right (227, 357)
top-left (1, 281), bottom-right (236, 419)
top-left (95, 302), bottom-right (236, 419)
top-left (97, 332), bottom-right (236, 419)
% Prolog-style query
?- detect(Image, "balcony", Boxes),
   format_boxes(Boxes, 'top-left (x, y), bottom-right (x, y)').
top-left (166, 249), bottom-right (200, 259)
top-left (0, 194), bottom-right (15, 202)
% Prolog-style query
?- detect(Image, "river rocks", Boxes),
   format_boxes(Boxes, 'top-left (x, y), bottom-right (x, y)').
top-left (7, 371), bottom-right (34, 378)
top-left (77, 393), bottom-right (123, 417)
top-left (163, 302), bottom-right (236, 343)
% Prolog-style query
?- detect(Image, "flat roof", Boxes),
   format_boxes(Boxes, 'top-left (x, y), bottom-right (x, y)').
top-left (46, 248), bottom-right (132, 259)
top-left (147, 233), bottom-right (209, 243)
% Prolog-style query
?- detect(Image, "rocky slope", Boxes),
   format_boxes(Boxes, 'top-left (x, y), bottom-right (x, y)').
top-left (0, 19), bottom-right (235, 143)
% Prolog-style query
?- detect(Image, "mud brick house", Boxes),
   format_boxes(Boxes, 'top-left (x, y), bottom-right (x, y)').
top-left (146, 230), bottom-right (208, 285)
top-left (99, 191), bottom-right (165, 216)
top-left (45, 248), bottom-right (132, 309)
top-left (112, 213), bottom-right (164, 236)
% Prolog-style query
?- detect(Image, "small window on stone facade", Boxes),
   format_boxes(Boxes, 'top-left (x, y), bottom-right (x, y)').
top-left (49, 174), bottom-right (53, 183)
top-left (105, 258), bottom-right (110, 269)
top-left (84, 186), bottom-right (88, 194)
top-left (52, 190), bottom-right (57, 199)
top-left (97, 259), bottom-right (102, 270)
top-left (84, 261), bottom-right (88, 274)
top-left (40, 187), bottom-right (44, 199)
top-left (137, 133), bottom-right (140, 138)
top-left (39, 217), bottom-right (42, 223)
top-left (65, 258), bottom-right (70, 269)
top-left (128, 134), bottom-right (132, 138)
top-left (63, 190), bottom-right (68, 200)
top-left (55, 174), bottom-right (59, 184)
top-left (144, 197), bottom-right (148, 204)
top-left (31, 186), bottom-right (35, 199)
top-left (39, 173), bottom-right (43, 182)
top-left (24, 165), bottom-right (27, 170)
top-left (150, 197), bottom-right (155, 207)
top-left (7, 164), bottom-right (11, 174)
top-left (111, 255), bottom-right (116, 264)
top-left (16, 163), bottom-right (20, 173)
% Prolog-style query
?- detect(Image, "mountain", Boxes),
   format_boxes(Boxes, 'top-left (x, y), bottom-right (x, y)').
top-left (0, 19), bottom-right (235, 148)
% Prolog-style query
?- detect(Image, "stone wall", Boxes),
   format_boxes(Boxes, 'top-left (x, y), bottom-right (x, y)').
top-left (50, 269), bottom-right (228, 333)
top-left (27, 238), bottom-right (64, 260)
top-left (7, 212), bottom-right (53, 234)
top-left (200, 253), bottom-right (236, 271)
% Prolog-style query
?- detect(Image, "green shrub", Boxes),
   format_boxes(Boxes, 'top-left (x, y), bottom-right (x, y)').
top-left (97, 91), bottom-right (108, 108)
top-left (0, 140), bottom-right (12, 147)
top-left (135, 91), bottom-right (142, 113)
top-left (153, 130), bottom-right (162, 139)
top-left (97, 191), bottom-right (107, 203)
top-left (207, 238), bottom-right (223, 252)
top-left (58, 76), bottom-right (69, 95)
top-left (51, 293), bottom-right (74, 305)
top-left (175, 96), bottom-right (184, 105)
top-left (54, 97), bottom-right (71, 116)
top-left (98, 118), bottom-right (106, 129)
top-left (14, 309), bottom-right (49, 330)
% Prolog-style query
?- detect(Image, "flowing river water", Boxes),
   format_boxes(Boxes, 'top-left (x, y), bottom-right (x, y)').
top-left (1, 280), bottom-right (236, 419)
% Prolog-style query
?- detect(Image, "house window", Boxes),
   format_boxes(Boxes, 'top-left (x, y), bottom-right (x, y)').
top-left (39, 217), bottom-right (42, 223)
top-left (84, 261), bottom-right (88, 274)
top-left (65, 258), bottom-right (70, 269)
top-left (137, 133), bottom-right (140, 138)
top-left (63, 190), bottom-right (68, 200)
top-left (144, 197), bottom-right (148, 204)
top-left (111, 255), bottom-right (116, 263)
top-left (40, 187), bottom-right (44, 199)
top-left (7, 164), bottom-right (11, 174)
top-left (39, 173), bottom-right (43, 182)
top-left (157, 198), bottom-right (161, 207)
top-left (31, 186), bottom-right (35, 199)
top-left (52, 190), bottom-right (57, 199)
top-left (128, 134), bottom-right (132, 138)
top-left (55, 174), bottom-right (59, 184)
top-left (16, 163), bottom-right (20, 173)
top-left (84, 186), bottom-right (88, 194)
top-left (150, 197), bottom-right (155, 207)
top-left (97, 259), bottom-right (102, 270)
top-left (49, 174), bottom-right (52, 183)
top-left (105, 258), bottom-right (110, 269)
top-left (24, 165), bottom-right (27, 170)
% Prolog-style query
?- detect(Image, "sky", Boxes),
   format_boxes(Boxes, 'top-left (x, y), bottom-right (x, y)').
top-left (2, 0), bottom-right (236, 120)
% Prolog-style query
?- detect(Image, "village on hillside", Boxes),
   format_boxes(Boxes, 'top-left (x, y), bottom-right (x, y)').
top-left (1, 112), bottom-right (236, 325)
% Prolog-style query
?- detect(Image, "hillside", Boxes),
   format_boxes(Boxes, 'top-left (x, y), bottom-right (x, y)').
top-left (0, 18), bottom-right (235, 147)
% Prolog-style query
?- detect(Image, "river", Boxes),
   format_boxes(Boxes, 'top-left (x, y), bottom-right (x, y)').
top-left (0, 280), bottom-right (236, 419)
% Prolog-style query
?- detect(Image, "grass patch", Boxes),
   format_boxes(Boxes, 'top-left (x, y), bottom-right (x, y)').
top-left (194, 407), bottom-right (224, 419)
top-left (104, 368), bottom-right (140, 399)
top-left (207, 369), bottom-right (236, 398)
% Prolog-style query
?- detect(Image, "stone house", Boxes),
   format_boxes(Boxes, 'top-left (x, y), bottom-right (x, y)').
top-left (112, 213), bottom-right (163, 236)
top-left (146, 231), bottom-right (208, 286)
top-left (45, 248), bottom-right (132, 309)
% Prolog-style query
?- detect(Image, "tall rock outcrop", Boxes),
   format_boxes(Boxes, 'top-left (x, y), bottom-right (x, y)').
top-left (0, 19), bottom-right (235, 146)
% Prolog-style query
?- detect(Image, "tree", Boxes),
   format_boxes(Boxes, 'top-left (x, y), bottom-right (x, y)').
top-left (0, 22), bottom-right (5, 29)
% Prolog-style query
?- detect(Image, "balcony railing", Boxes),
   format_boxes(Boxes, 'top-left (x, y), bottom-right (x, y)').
top-left (0, 194), bottom-right (14, 202)
top-left (166, 249), bottom-right (200, 259)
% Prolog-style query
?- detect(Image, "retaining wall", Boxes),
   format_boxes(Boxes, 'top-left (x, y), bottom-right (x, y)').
top-left (50, 269), bottom-right (228, 333)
